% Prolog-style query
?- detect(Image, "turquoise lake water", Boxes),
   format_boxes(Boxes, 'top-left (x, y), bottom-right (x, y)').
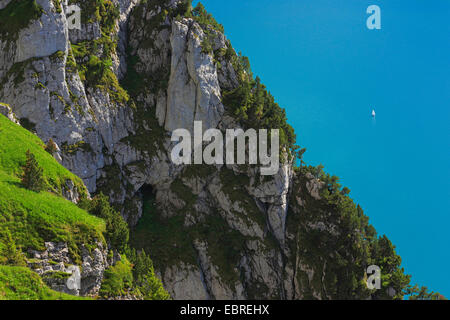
top-left (196, 0), bottom-right (450, 296)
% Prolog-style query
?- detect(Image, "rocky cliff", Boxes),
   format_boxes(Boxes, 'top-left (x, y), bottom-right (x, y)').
top-left (0, 0), bottom-right (410, 299)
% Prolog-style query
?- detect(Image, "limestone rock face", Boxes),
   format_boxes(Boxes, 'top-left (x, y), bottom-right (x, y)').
top-left (0, 0), bottom-right (136, 193)
top-left (27, 242), bottom-right (111, 296)
top-left (0, 0), bottom-right (12, 10)
top-left (15, 0), bottom-right (68, 63)
top-left (80, 244), bottom-right (110, 296)
top-left (164, 19), bottom-right (224, 132)
top-left (161, 262), bottom-right (210, 300)
top-left (0, 102), bottom-right (19, 124)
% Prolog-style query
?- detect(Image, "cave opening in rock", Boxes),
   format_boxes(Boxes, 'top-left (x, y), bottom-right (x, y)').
top-left (138, 184), bottom-right (156, 216)
top-left (139, 184), bottom-right (154, 200)
top-left (130, 183), bottom-right (165, 261)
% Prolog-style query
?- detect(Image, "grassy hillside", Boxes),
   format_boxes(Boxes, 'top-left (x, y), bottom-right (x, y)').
top-left (0, 266), bottom-right (90, 300)
top-left (0, 113), bottom-right (105, 262)
top-left (0, 105), bottom-right (88, 196)
top-left (0, 112), bottom-right (169, 300)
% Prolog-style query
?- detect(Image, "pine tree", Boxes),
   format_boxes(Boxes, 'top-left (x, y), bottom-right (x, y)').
top-left (0, 229), bottom-right (26, 266)
top-left (21, 150), bottom-right (45, 192)
top-left (85, 193), bottom-right (129, 250)
top-left (133, 250), bottom-right (170, 300)
top-left (406, 284), bottom-right (446, 300)
top-left (45, 138), bottom-right (58, 154)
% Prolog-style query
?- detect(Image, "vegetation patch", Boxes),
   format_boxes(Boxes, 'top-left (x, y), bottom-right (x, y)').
top-left (51, 0), bottom-right (62, 14)
top-left (191, 213), bottom-right (247, 288)
top-left (68, 0), bottom-right (129, 106)
top-left (95, 164), bottom-right (123, 200)
top-left (78, 193), bottom-right (129, 252)
top-left (0, 0), bottom-right (43, 42)
top-left (131, 189), bottom-right (248, 290)
top-left (61, 141), bottom-right (93, 155)
top-left (0, 114), bottom-right (88, 197)
top-left (286, 165), bottom-right (414, 299)
top-left (219, 167), bottom-right (265, 228)
top-left (130, 194), bottom-right (197, 271)
top-left (170, 178), bottom-right (198, 209)
top-left (188, 2), bottom-right (224, 33)
top-left (71, 38), bottom-right (129, 106)
top-left (0, 266), bottom-right (89, 300)
top-left (42, 270), bottom-right (72, 281)
top-left (0, 114), bottom-right (104, 265)
top-left (99, 256), bottom-right (133, 297)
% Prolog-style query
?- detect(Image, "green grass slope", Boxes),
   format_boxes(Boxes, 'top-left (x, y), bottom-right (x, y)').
top-left (0, 113), bottom-right (105, 261)
top-left (0, 107), bottom-right (87, 195)
top-left (0, 265), bottom-right (90, 300)
top-left (0, 112), bottom-right (106, 298)
top-left (0, 112), bottom-right (170, 300)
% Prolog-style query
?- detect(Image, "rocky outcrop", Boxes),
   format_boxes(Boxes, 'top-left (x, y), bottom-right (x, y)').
top-left (160, 262), bottom-right (210, 300)
top-left (163, 19), bottom-right (224, 132)
top-left (27, 241), bottom-right (112, 296)
top-left (16, 0), bottom-right (68, 63)
top-left (0, 102), bottom-right (19, 124)
top-left (0, 0), bottom-right (12, 10)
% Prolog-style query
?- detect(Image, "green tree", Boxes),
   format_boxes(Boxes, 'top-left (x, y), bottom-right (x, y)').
top-left (99, 257), bottom-right (133, 297)
top-left (0, 228), bottom-right (26, 266)
top-left (132, 250), bottom-right (170, 300)
top-left (21, 150), bottom-right (45, 192)
top-left (294, 146), bottom-right (307, 166)
top-left (191, 2), bottom-right (224, 32)
top-left (406, 285), bottom-right (446, 300)
top-left (44, 138), bottom-right (58, 154)
top-left (106, 211), bottom-right (129, 251)
top-left (81, 193), bottom-right (129, 251)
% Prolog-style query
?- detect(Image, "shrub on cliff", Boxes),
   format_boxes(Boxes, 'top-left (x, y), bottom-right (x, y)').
top-left (44, 138), bottom-right (58, 155)
top-left (0, 228), bottom-right (26, 267)
top-left (131, 250), bottom-right (171, 300)
top-left (99, 257), bottom-right (133, 298)
top-left (21, 150), bottom-right (44, 192)
top-left (79, 193), bottom-right (129, 251)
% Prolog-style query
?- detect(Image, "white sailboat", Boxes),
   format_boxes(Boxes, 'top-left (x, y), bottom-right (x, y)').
top-left (372, 109), bottom-right (376, 118)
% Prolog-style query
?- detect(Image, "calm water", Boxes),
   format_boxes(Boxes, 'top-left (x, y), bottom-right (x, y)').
top-left (198, 0), bottom-right (450, 295)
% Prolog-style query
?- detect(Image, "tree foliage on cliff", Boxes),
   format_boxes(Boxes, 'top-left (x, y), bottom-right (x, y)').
top-left (78, 193), bottom-right (170, 299)
top-left (290, 165), bottom-right (446, 300)
top-left (186, 2), bottom-right (297, 155)
top-left (21, 150), bottom-right (45, 192)
top-left (223, 75), bottom-right (296, 151)
top-left (79, 193), bottom-right (129, 251)
top-left (188, 2), bottom-right (224, 33)
top-left (127, 249), bottom-right (171, 300)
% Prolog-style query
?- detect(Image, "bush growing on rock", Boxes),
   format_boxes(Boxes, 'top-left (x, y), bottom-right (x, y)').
top-left (21, 150), bottom-right (45, 192)
top-left (44, 138), bottom-right (58, 155)
top-left (0, 228), bottom-right (26, 267)
top-left (99, 257), bottom-right (133, 298)
top-left (79, 193), bottom-right (129, 251)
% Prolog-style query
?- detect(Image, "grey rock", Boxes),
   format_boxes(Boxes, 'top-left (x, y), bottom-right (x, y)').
top-left (27, 241), bottom-right (109, 296)
top-left (164, 19), bottom-right (224, 132)
top-left (0, 0), bottom-right (12, 10)
top-left (0, 102), bottom-right (19, 124)
top-left (16, 0), bottom-right (68, 63)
